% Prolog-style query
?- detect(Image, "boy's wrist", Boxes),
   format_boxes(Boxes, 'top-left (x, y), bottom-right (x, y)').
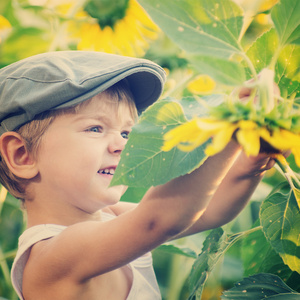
top-left (239, 152), bottom-right (274, 177)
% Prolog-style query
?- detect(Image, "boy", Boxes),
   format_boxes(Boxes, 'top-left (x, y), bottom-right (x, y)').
top-left (0, 51), bottom-right (274, 300)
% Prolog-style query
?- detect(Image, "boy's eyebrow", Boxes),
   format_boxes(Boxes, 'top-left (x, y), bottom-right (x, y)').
top-left (74, 113), bottom-right (135, 127)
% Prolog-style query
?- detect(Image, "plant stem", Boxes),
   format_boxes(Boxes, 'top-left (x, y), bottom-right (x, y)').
top-left (257, 68), bottom-right (276, 113)
top-left (237, 0), bottom-right (265, 43)
top-left (241, 52), bottom-right (258, 81)
top-left (269, 43), bottom-right (283, 71)
top-left (274, 154), bottom-right (300, 189)
top-left (0, 185), bottom-right (7, 215)
top-left (0, 245), bottom-right (12, 288)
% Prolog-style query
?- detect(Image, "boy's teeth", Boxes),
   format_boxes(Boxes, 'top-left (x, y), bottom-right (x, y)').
top-left (100, 168), bottom-right (115, 175)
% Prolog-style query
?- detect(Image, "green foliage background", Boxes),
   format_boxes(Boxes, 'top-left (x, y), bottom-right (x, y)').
top-left (1, 0), bottom-right (300, 299)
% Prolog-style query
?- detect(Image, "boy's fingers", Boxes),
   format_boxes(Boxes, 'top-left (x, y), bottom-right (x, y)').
top-left (282, 150), bottom-right (291, 158)
top-left (265, 158), bottom-right (276, 170)
top-left (249, 149), bottom-right (291, 172)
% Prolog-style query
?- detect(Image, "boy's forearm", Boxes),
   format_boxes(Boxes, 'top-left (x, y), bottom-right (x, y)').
top-left (178, 151), bottom-right (270, 235)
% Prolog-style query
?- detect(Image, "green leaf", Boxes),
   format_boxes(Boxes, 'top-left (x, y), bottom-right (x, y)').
top-left (187, 228), bottom-right (241, 300)
top-left (157, 243), bottom-right (197, 258)
top-left (271, 0), bottom-right (300, 46)
top-left (138, 0), bottom-right (244, 59)
top-left (242, 227), bottom-right (300, 291)
top-left (1, 27), bottom-right (50, 64)
top-left (221, 273), bottom-right (300, 299)
top-left (120, 187), bottom-right (148, 203)
top-left (276, 43), bottom-right (300, 99)
top-left (111, 98), bottom-right (210, 188)
top-left (243, 27), bottom-right (300, 98)
top-left (245, 28), bottom-right (279, 78)
top-left (239, 19), bottom-right (300, 98)
top-left (260, 190), bottom-right (300, 273)
top-left (189, 54), bottom-right (245, 85)
top-left (293, 188), bottom-right (300, 210)
top-left (179, 94), bottom-right (225, 119)
top-left (242, 228), bottom-right (289, 276)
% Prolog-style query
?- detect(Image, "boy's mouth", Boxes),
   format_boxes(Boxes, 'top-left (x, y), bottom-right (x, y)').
top-left (98, 168), bottom-right (115, 175)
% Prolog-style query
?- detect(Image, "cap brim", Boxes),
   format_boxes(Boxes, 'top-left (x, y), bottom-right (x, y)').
top-left (56, 67), bottom-right (164, 113)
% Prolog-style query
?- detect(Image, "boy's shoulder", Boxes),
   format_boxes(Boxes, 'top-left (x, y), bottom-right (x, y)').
top-left (14, 202), bottom-right (137, 285)
top-left (13, 202), bottom-right (154, 300)
top-left (20, 235), bottom-right (132, 300)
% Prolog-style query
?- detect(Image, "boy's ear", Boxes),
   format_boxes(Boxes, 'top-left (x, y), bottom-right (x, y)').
top-left (0, 132), bottom-right (38, 179)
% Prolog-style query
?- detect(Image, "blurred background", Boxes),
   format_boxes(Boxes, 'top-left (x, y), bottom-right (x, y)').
top-left (0, 0), bottom-right (283, 299)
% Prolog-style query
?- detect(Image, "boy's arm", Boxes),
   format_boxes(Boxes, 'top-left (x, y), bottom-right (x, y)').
top-left (174, 147), bottom-right (273, 237)
top-left (116, 142), bottom-right (273, 237)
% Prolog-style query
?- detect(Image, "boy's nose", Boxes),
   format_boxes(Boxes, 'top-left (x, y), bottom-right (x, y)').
top-left (108, 133), bottom-right (127, 154)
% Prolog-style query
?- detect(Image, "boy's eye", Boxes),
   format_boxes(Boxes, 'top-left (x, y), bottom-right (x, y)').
top-left (87, 126), bottom-right (103, 133)
top-left (121, 131), bottom-right (130, 139)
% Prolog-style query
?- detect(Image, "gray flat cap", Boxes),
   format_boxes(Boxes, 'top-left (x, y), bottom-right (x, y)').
top-left (0, 51), bottom-right (166, 135)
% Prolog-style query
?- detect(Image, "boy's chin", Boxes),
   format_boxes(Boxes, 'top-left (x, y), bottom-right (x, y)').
top-left (108, 184), bottom-right (127, 195)
top-left (104, 185), bottom-right (127, 203)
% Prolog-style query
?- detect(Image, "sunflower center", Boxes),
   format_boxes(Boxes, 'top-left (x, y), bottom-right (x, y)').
top-left (84, 0), bottom-right (130, 29)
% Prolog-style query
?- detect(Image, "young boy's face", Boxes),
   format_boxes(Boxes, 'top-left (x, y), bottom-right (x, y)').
top-left (34, 93), bottom-right (135, 214)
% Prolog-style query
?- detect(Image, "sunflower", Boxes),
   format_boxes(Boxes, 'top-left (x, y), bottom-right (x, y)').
top-left (162, 66), bottom-right (300, 165)
top-left (162, 116), bottom-right (300, 167)
top-left (162, 67), bottom-right (300, 169)
top-left (64, 0), bottom-right (159, 57)
top-left (0, 15), bottom-right (11, 44)
top-left (187, 75), bottom-right (216, 95)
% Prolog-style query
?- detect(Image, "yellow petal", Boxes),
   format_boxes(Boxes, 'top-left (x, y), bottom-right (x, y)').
top-left (236, 128), bottom-right (261, 156)
top-left (180, 119), bottom-right (230, 152)
top-left (274, 129), bottom-right (300, 149)
top-left (255, 13), bottom-right (269, 25)
top-left (70, 0), bottom-right (158, 56)
top-left (162, 119), bottom-right (202, 152)
top-left (238, 120), bottom-right (258, 130)
top-left (129, 0), bottom-right (159, 31)
top-left (0, 15), bottom-right (11, 30)
top-left (235, 121), bottom-right (261, 156)
top-left (0, 15), bottom-right (11, 43)
top-left (196, 118), bottom-right (228, 132)
top-left (177, 130), bottom-right (212, 152)
top-left (162, 117), bottom-right (236, 154)
top-left (187, 75), bottom-right (216, 95)
top-left (163, 119), bottom-right (199, 141)
top-left (258, 0), bottom-right (279, 11)
top-left (260, 128), bottom-right (300, 151)
top-left (205, 123), bottom-right (238, 156)
top-left (273, 153), bottom-right (289, 167)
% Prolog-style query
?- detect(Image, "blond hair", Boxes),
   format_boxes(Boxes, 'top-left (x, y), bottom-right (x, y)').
top-left (0, 80), bottom-right (137, 201)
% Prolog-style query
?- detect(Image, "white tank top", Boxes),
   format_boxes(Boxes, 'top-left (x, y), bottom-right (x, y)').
top-left (11, 212), bottom-right (161, 300)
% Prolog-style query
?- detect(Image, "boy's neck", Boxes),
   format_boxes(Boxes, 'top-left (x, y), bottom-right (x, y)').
top-left (25, 198), bottom-right (102, 228)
